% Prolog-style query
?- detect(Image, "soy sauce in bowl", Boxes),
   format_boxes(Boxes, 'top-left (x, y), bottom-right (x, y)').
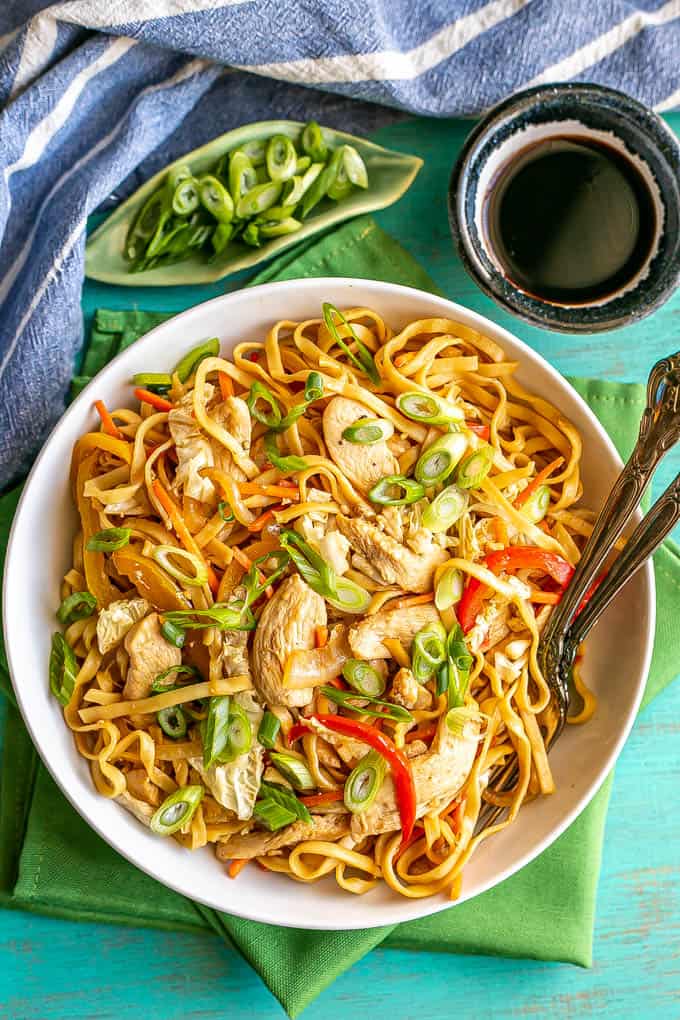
top-left (484, 137), bottom-right (657, 305)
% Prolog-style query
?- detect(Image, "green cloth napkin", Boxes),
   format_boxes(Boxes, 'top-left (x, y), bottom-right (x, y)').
top-left (1, 216), bottom-right (679, 1018)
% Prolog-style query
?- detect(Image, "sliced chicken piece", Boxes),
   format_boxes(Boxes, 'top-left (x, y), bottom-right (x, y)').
top-left (351, 711), bottom-right (480, 839)
top-left (318, 530), bottom-right (351, 575)
top-left (221, 627), bottom-right (249, 678)
top-left (405, 739), bottom-right (429, 758)
top-left (216, 812), bottom-right (350, 860)
top-left (348, 604), bottom-right (441, 659)
top-left (123, 612), bottom-right (182, 700)
top-left (125, 768), bottom-right (162, 807)
top-left (168, 389), bottom-right (216, 503)
top-left (323, 396), bottom-right (398, 492)
top-left (252, 575), bottom-right (326, 707)
top-left (96, 597), bottom-right (149, 655)
top-left (117, 790), bottom-right (155, 827)
top-left (336, 515), bottom-right (447, 593)
top-left (305, 717), bottom-right (367, 769)
top-left (390, 667), bottom-right (422, 710)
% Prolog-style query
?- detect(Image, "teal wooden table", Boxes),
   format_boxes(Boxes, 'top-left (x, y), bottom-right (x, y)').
top-left (2, 116), bottom-right (679, 1020)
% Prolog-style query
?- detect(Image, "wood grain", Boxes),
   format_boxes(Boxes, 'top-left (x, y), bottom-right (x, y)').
top-left (1, 112), bottom-right (679, 1019)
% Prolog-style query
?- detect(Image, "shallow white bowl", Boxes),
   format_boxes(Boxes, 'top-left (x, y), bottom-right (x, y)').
top-left (3, 278), bottom-right (654, 930)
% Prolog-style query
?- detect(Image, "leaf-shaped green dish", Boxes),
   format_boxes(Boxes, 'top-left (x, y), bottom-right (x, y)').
top-left (85, 121), bottom-right (423, 287)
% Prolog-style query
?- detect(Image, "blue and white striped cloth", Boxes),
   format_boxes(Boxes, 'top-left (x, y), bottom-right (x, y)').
top-left (1, 0), bottom-right (679, 487)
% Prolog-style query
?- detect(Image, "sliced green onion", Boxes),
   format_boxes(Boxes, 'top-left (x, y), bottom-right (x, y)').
top-left (301, 121), bottom-right (328, 162)
top-left (150, 664), bottom-right (200, 693)
top-left (456, 445), bottom-right (494, 489)
top-left (253, 799), bottom-right (297, 831)
top-left (521, 484), bottom-right (551, 523)
top-left (257, 210), bottom-right (302, 238)
top-left (166, 165), bottom-right (192, 193)
top-left (340, 145), bottom-right (369, 189)
top-left (211, 221), bottom-right (233, 255)
top-left (160, 619), bottom-right (185, 648)
top-left (173, 337), bottom-right (220, 383)
top-left (201, 695), bottom-right (230, 768)
top-left (222, 701), bottom-right (253, 762)
top-left (327, 576), bottom-right (372, 615)
top-left (325, 146), bottom-right (353, 202)
top-left (411, 621), bottom-right (447, 683)
top-left (241, 550), bottom-right (290, 609)
top-left (157, 705), bottom-right (187, 739)
top-left (218, 501), bottom-right (235, 524)
top-left (86, 527), bottom-right (131, 553)
top-left (152, 545), bottom-right (208, 588)
top-left (258, 780), bottom-right (311, 823)
top-left (446, 625), bottom-right (473, 709)
top-left (247, 380), bottom-right (282, 428)
top-left (342, 659), bottom-right (386, 697)
top-left (422, 485), bottom-right (468, 533)
top-left (198, 174), bottom-right (234, 223)
top-left (434, 566), bottom-right (464, 611)
top-left (269, 751), bottom-right (315, 791)
top-left (172, 176), bottom-right (199, 216)
top-left (414, 433), bottom-right (468, 486)
top-left (295, 155), bottom-right (312, 173)
top-left (279, 529), bottom-right (337, 600)
top-left (445, 705), bottom-right (480, 737)
top-left (322, 302), bottom-right (380, 385)
top-left (300, 164), bottom-right (334, 218)
top-left (57, 591), bottom-right (96, 625)
top-left (319, 686), bottom-right (413, 723)
top-left (150, 785), bottom-right (203, 836)
top-left (264, 431), bottom-right (307, 473)
top-left (396, 391), bottom-right (464, 425)
top-left (236, 180), bottom-right (282, 219)
top-left (124, 190), bottom-right (165, 261)
top-left (266, 134), bottom-right (297, 181)
top-left (257, 710), bottom-right (282, 750)
top-left (368, 474), bottom-right (425, 506)
top-left (163, 603), bottom-right (256, 632)
top-left (49, 633), bottom-right (77, 706)
top-left (342, 418), bottom-right (394, 444)
top-left (231, 139), bottom-right (267, 167)
top-left (344, 750), bottom-right (386, 814)
top-left (304, 371), bottom-right (324, 402)
top-left (228, 151), bottom-right (257, 203)
top-left (283, 163), bottom-right (323, 205)
top-left (132, 372), bottom-right (173, 393)
top-left (435, 661), bottom-right (449, 698)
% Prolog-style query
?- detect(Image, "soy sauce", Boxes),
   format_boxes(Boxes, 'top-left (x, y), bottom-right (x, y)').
top-left (485, 138), bottom-right (656, 303)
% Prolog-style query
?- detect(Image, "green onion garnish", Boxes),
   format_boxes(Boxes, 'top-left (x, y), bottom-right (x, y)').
top-left (86, 527), bottom-right (131, 553)
top-left (157, 705), bottom-right (187, 739)
top-left (131, 372), bottom-right (173, 393)
top-left (269, 751), bottom-right (316, 791)
top-left (150, 664), bottom-right (200, 693)
top-left (435, 661), bottom-right (449, 698)
top-left (414, 433), bottom-right (468, 486)
top-left (434, 566), bottom-right (464, 611)
top-left (521, 483), bottom-right (551, 523)
top-left (264, 431), bottom-right (307, 473)
top-left (422, 485), bottom-right (468, 533)
top-left (163, 603), bottom-right (256, 632)
top-left (446, 625), bottom-right (473, 709)
top-left (318, 685), bottom-right (413, 723)
top-left (257, 710), bottom-right (281, 750)
top-left (198, 174), bottom-right (234, 223)
top-left (322, 302), bottom-right (380, 385)
top-left (342, 659), bottom-right (386, 697)
top-left (266, 134), bottom-right (297, 181)
top-left (341, 418), bottom-right (394, 444)
top-left (396, 391), bottom-right (464, 425)
top-left (236, 180), bottom-right (282, 219)
top-left (49, 633), bottom-right (77, 706)
top-left (231, 139), bottom-right (267, 167)
top-left (152, 545), bottom-right (209, 588)
top-left (171, 176), bottom-right (199, 216)
top-left (344, 750), bottom-right (386, 814)
top-left (247, 380), bottom-right (282, 428)
top-left (445, 705), bottom-right (480, 738)
top-left (150, 786), bottom-right (203, 836)
top-left (339, 145), bottom-right (368, 189)
top-left (160, 619), bottom-right (185, 648)
top-left (218, 501), bottom-right (235, 523)
top-left (368, 474), bottom-right (425, 506)
top-left (253, 799), bottom-right (298, 831)
top-left (271, 371), bottom-right (324, 431)
top-left (279, 529), bottom-right (337, 599)
top-left (172, 337), bottom-right (220, 384)
top-left (202, 696), bottom-right (251, 767)
top-left (326, 576), bottom-right (371, 615)
top-left (56, 591), bottom-right (96, 626)
top-left (300, 164), bottom-right (333, 218)
top-left (301, 121), bottom-right (328, 162)
top-left (228, 150), bottom-right (257, 203)
top-left (411, 621), bottom-right (448, 683)
top-left (258, 780), bottom-right (312, 824)
top-left (456, 445), bottom-right (494, 490)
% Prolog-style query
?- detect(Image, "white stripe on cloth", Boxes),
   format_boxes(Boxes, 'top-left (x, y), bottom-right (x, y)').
top-left (0, 57), bottom-right (214, 309)
top-left (9, 14), bottom-right (59, 99)
top-left (237, 0), bottom-right (530, 84)
top-left (0, 216), bottom-right (86, 383)
top-left (55, 0), bottom-right (252, 28)
top-left (525, 0), bottom-right (680, 87)
top-left (5, 36), bottom-right (137, 181)
top-left (655, 86), bottom-right (680, 112)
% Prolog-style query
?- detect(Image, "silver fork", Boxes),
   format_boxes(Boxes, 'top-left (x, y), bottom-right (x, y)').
top-left (474, 351), bottom-right (680, 833)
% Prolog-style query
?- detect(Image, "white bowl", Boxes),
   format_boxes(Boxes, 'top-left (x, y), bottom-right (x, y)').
top-left (3, 279), bottom-right (654, 930)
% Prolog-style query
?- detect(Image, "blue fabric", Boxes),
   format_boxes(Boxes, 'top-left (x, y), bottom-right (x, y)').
top-left (1, 1), bottom-right (678, 488)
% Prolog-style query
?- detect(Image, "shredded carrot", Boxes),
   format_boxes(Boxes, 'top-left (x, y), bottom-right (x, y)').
top-left (218, 370), bottom-right (234, 400)
top-left (314, 625), bottom-right (329, 649)
top-left (514, 456), bottom-right (564, 508)
top-left (227, 858), bottom-right (248, 879)
top-left (528, 590), bottom-right (562, 605)
top-left (237, 481), bottom-right (301, 501)
top-left (392, 591), bottom-right (434, 610)
top-left (394, 352), bottom-right (414, 368)
top-left (246, 508), bottom-right (276, 533)
top-left (94, 400), bottom-right (124, 440)
top-left (492, 517), bottom-right (508, 545)
top-left (299, 790), bottom-right (344, 807)
top-left (405, 723), bottom-right (437, 744)
top-left (465, 421), bottom-right (490, 440)
top-left (151, 479), bottom-right (218, 594)
top-left (326, 676), bottom-right (346, 690)
top-left (231, 545), bottom-right (273, 599)
top-left (134, 388), bottom-right (174, 412)
top-left (395, 825), bottom-right (424, 861)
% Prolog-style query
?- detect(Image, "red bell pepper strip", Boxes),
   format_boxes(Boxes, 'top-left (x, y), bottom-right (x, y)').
top-left (289, 714), bottom-right (416, 845)
top-left (457, 546), bottom-right (575, 633)
top-left (465, 421), bottom-right (490, 440)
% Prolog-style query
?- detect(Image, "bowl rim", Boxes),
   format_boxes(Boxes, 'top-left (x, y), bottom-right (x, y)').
top-left (2, 277), bottom-right (656, 929)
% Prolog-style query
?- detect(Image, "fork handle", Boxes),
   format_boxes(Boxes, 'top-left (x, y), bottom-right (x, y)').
top-left (542, 352), bottom-right (680, 650)
top-left (567, 471), bottom-right (680, 648)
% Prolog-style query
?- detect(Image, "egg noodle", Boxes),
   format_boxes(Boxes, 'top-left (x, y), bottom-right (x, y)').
top-left (55, 305), bottom-right (596, 900)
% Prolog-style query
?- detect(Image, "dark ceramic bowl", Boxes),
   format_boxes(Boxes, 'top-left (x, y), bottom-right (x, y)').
top-left (448, 83), bottom-right (680, 333)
